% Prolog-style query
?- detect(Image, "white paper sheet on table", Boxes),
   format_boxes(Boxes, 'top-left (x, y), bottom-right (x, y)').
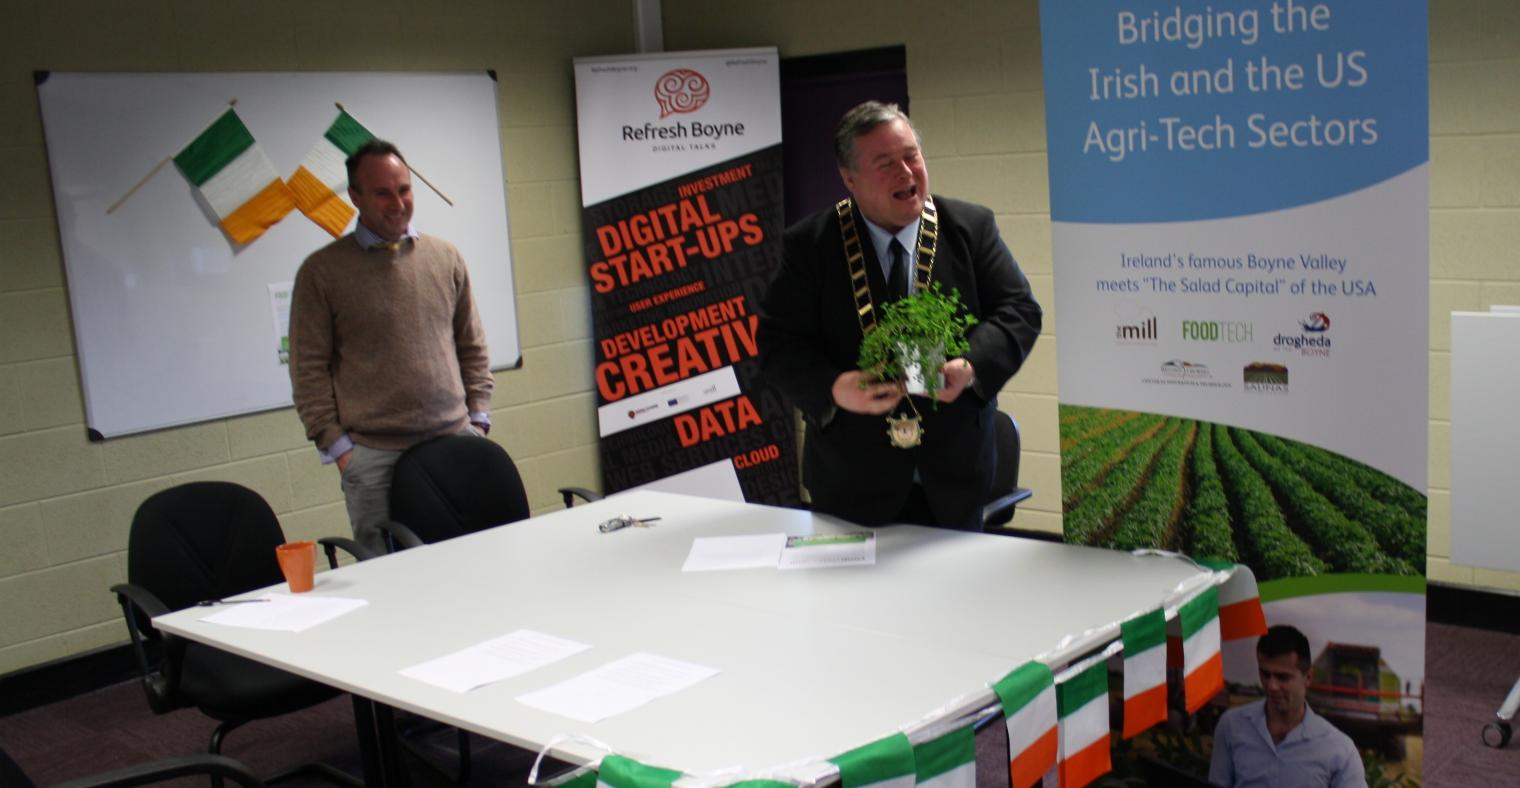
top-left (681, 533), bottom-right (788, 572)
top-left (198, 593), bottom-right (367, 632)
top-left (515, 652), bottom-right (720, 723)
top-left (398, 629), bottom-right (591, 693)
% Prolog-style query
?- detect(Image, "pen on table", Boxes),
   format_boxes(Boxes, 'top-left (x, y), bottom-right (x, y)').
top-left (598, 515), bottom-right (661, 533)
top-left (196, 598), bottom-right (271, 606)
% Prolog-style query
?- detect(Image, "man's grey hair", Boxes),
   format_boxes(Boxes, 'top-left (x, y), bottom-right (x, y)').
top-left (834, 101), bottom-right (920, 171)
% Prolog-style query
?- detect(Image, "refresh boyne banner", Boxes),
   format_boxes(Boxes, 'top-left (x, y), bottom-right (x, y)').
top-left (573, 48), bottom-right (798, 505)
top-left (1041, 1), bottom-right (1428, 780)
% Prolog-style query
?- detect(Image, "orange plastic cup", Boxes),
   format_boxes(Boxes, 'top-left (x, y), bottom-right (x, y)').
top-left (275, 540), bottom-right (316, 593)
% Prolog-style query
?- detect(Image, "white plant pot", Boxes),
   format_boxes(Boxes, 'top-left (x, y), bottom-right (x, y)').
top-left (898, 342), bottom-right (945, 396)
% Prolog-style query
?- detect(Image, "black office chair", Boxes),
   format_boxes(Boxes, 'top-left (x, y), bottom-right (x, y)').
top-left (382, 433), bottom-right (531, 549)
top-left (983, 411), bottom-right (1034, 528)
top-left (1, 742), bottom-right (266, 788)
top-left (377, 433), bottom-right (531, 782)
top-left (109, 481), bottom-right (360, 787)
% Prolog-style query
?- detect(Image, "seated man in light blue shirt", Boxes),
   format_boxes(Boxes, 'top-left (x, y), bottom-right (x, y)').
top-left (1209, 625), bottom-right (1367, 788)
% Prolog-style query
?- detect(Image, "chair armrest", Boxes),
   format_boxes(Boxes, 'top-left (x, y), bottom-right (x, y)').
top-left (981, 487), bottom-right (1033, 528)
top-left (994, 487), bottom-right (1033, 508)
top-left (558, 486), bottom-right (603, 508)
top-left (376, 520), bottom-right (424, 551)
top-left (54, 753), bottom-right (267, 788)
top-left (318, 536), bottom-right (376, 567)
top-left (111, 582), bottom-right (169, 620)
top-left (109, 582), bottom-right (181, 714)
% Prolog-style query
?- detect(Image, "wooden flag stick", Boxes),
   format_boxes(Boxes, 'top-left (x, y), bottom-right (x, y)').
top-left (337, 102), bottom-right (455, 207)
top-left (107, 99), bottom-right (238, 215)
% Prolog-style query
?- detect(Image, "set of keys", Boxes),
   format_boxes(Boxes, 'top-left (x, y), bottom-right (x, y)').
top-left (597, 514), bottom-right (661, 533)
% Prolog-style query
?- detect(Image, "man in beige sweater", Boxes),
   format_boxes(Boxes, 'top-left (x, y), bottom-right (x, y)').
top-left (288, 140), bottom-right (493, 553)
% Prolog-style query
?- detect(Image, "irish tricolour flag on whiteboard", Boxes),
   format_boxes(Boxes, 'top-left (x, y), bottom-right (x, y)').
top-left (993, 660), bottom-right (1057, 788)
top-left (830, 732), bottom-right (916, 788)
top-left (173, 109), bottom-right (295, 245)
top-left (287, 110), bottom-right (375, 238)
top-left (1120, 608), bottom-right (1167, 739)
top-left (1056, 661), bottom-right (1111, 788)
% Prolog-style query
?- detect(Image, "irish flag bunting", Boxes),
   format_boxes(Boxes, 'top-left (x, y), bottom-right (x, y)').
top-left (173, 109), bottom-right (295, 245)
top-left (1174, 587), bottom-right (1224, 713)
top-left (913, 724), bottom-right (977, 788)
top-left (1056, 661), bottom-right (1111, 788)
top-left (596, 755), bottom-right (681, 788)
top-left (1202, 561), bottom-right (1269, 642)
top-left (560, 770), bottom-right (599, 788)
top-left (1120, 609), bottom-right (1167, 739)
top-left (830, 733), bottom-right (916, 788)
top-left (287, 110), bottom-right (375, 237)
top-left (993, 661), bottom-right (1057, 788)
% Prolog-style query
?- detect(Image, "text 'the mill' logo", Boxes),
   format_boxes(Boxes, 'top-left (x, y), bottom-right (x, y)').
top-left (655, 69), bottom-right (711, 118)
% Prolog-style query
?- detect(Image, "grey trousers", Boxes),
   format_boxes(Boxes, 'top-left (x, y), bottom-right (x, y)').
top-left (339, 424), bottom-right (480, 555)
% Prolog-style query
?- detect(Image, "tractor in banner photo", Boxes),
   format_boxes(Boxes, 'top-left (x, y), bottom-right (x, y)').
top-left (1308, 641), bottom-right (1423, 760)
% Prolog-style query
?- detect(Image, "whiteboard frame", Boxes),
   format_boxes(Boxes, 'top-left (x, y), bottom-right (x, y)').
top-left (36, 71), bottom-right (520, 439)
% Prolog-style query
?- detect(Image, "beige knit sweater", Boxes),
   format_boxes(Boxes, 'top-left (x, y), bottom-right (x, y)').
top-left (288, 234), bottom-right (493, 452)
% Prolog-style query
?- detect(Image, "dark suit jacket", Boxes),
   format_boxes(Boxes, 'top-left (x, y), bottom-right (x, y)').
top-left (757, 196), bottom-right (1042, 529)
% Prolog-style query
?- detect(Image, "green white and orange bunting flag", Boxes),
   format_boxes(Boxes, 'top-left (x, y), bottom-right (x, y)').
top-left (992, 660), bottom-right (1058, 788)
top-left (1198, 561), bottom-right (1268, 642)
top-left (287, 110), bottom-right (375, 238)
top-left (913, 723), bottom-right (976, 788)
top-left (1120, 608), bottom-right (1167, 739)
top-left (1056, 661), bottom-right (1111, 788)
top-left (595, 755), bottom-right (682, 788)
top-left (829, 732), bottom-right (916, 788)
top-left (173, 108), bottom-right (295, 245)
top-left (560, 770), bottom-right (599, 788)
top-left (1172, 586), bottom-right (1224, 713)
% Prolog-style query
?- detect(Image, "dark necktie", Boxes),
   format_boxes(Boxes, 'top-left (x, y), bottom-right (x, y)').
top-left (888, 239), bottom-right (908, 300)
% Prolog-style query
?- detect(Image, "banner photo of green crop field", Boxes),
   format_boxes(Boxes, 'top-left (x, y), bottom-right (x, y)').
top-left (1040, 0), bottom-right (1429, 784)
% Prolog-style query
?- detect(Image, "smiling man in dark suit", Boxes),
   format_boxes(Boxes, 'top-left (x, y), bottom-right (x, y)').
top-left (758, 101), bottom-right (1042, 530)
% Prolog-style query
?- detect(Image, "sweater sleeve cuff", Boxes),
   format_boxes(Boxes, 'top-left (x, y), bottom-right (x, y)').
top-left (318, 433), bottom-right (354, 465)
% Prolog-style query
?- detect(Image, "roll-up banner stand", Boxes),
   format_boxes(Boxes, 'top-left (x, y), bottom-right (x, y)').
top-left (573, 49), bottom-right (799, 505)
top-left (1040, 1), bottom-right (1429, 780)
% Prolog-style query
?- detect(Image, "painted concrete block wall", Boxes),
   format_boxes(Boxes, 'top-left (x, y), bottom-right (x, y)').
top-left (0, 0), bottom-right (632, 675)
top-left (665, 0), bottom-right (1520, 590)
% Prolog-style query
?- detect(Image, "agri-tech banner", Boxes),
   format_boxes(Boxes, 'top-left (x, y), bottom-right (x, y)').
top-left (1040, 1), bottom-right (1427, 781)
top-left (573, 49), bottom-right (798, 505)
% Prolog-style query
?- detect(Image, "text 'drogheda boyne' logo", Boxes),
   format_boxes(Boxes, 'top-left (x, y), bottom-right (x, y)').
top-left (655, 69), bottom-right (710, 118)
top-left (1274, 311), bottom-right (1332, 356)
top-left (1243, 362), bottom-right (1289, 393)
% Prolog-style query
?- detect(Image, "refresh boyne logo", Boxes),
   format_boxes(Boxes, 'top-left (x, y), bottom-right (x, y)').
top-left (655, 69), bottom-right (710, 117)
top-left (621, 68), bottom-right (747, 146)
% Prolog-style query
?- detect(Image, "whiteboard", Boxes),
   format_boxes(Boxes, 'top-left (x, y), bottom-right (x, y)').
top-left (36, 72), bottom-right (519, 439)
top-left (1450, 311), bottom-right (1520, 573)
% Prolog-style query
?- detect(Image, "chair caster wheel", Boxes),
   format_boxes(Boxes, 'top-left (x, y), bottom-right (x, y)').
top-left (1482, 721), bottom-right (1511, 749)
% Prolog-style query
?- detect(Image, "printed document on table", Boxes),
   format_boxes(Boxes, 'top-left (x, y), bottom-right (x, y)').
top-left (778, 531), bottom-right (876, 570)
top-left (681, 533), bottom-right (788, 571)
top-left (515, 652), bottom-right (720, 723)
top-left (200, 594), bottom-right (367, 632)
top-left (399, 629), bottom-right (590, 693)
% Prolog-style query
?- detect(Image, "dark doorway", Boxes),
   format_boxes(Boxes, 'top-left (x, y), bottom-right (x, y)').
top-left (780, 46), bottom-right (908, 226)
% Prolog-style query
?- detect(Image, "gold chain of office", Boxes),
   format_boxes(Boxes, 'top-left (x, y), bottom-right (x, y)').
top-left (834, 197), bottom-right (940, 448)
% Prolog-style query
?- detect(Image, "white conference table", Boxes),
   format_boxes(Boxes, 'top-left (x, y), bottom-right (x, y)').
top-left (153, 491), bottom-right (1213, 783)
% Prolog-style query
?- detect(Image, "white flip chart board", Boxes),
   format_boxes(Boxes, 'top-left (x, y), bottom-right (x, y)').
top-left (1450, 310), bottom-right (1520, 573)
top-left (36, 71), bottom-right (519, 439)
